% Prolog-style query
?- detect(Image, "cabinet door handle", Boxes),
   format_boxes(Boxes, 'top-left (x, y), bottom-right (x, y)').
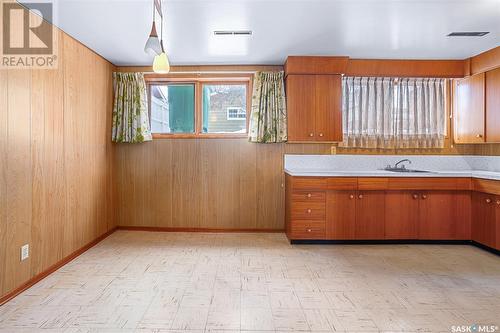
top-left (309, 133), bottom-right (314, 137)
top-left (358, 194), bottom-right (363, 199)
top-left (306, 228), bottom-right (312, 233)
top-left (486, 198), bottom-right (492, 204)
top-left (319, 133), bottom-right (324, 137)
top-left (307, 209), bottom-right (312, 213)
top-left (412, 194), bottom-right (419, 200)
top-left (476, 134), bottom-right (483, 138)
top-left (496, 200), bottom-right (500, 206)
top-left (421, 194), bottom-right (428, 200)
top-left (349, 194), bottom-right (354, 199)
top-left (307, 193), bottom-right (312, 198)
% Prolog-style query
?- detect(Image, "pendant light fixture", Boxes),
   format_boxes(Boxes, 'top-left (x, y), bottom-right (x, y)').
top-left (144, 0), bottom-right (162, 56)
top-left (148, 0), bottom-right (170, 73)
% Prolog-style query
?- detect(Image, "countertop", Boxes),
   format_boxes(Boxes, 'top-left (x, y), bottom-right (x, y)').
top-left (284, 168), bottom-right (500, 181)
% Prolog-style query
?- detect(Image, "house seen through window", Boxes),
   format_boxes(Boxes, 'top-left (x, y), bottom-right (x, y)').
top-left (148, 78), bottom-right (249, 137)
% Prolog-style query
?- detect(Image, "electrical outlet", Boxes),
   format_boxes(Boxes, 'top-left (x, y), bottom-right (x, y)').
top-left (21, 244), bottom-right (29, 261)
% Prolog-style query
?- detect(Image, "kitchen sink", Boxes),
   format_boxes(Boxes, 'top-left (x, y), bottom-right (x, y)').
top-left (384, 168), bottom-right (432, 173)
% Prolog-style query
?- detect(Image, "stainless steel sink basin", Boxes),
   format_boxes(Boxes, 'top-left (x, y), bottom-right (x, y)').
top-left (384, 168), bottom-right (431, 173)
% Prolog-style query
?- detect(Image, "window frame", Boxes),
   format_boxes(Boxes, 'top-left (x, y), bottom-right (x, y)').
top-left (145, 74), bottom-right (252, 139)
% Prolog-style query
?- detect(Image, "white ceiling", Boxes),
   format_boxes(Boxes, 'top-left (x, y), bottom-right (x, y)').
top-left (22, 0), bottom-right (500, 66)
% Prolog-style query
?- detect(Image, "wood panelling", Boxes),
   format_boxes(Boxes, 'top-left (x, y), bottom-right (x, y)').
top-left (284, 56), bottom-right (349, 75)
top-left (486, 67), bottom-right (500, 142)
top-left (114, 139), bottom-right (285, 230)
top-left (470, 46), bottom-right (500, 75)
top-left (0, 27), bottom-right (115, 299)
top-left (346, 59), bottom-right (465, 78)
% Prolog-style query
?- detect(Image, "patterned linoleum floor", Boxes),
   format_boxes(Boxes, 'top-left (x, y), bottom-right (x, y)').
top-left (0, 230), bottom-right (499, 333)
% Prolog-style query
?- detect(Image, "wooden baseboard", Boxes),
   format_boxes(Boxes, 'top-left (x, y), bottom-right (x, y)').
top-left (0, 227), bottom-right (117, 306)
top-left (116, 226), bottom-right (285, 233)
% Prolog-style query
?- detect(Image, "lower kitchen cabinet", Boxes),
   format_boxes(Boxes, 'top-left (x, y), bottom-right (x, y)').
top-left (355, 191), bottom-right (385, 239)
top-left (385, 191), bottom-right (419, 239)
top-left (326, 191), bottom-right (356, 239)
top-left (472, 192), bottom-right (497, 248)
top-left (286, 175), bottom-right (498, 250)
top-left (418, 191), bottom-right (471, 240)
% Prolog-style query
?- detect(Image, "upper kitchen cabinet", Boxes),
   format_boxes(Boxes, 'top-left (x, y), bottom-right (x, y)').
top-left (285, 56), bottom-right (347, 142)
top-left (486, 67), bottom-right (500, 142)
top-left (286, 74), bottom-right (343, 142)
top-left (454, 73), bottom-right (485, 144)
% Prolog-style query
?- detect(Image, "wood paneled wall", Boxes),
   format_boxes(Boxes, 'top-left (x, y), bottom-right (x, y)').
top-left (114, 139), bottom-right (285, 230)
top-left (0, 30), bottom-right (115, 299)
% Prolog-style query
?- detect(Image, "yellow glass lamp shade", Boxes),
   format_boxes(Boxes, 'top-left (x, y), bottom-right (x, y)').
top-left (153, 52), bottom-right (170, 73)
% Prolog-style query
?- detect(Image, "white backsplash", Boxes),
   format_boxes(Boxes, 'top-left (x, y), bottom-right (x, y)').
top-left (284, 154), bottom-right (500, 172)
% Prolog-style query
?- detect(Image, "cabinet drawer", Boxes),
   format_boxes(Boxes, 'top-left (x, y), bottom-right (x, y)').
top-left (291, 191), bottom-right (325, 202)
top-left (291, 202), bottom-right (326, 220)
top-left (292, 177), bottom-right (327, 190)
top-left (290, 220), bottom-right (326, 239)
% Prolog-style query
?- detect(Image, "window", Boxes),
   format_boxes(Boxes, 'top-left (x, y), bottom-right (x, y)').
top-left (342, 77), bottom-right (447, 149)
top-left (227, 107), bottom-right (246, 120)
top-left (150, 84), bottom-right (195, 134)
top-left (147, 76), bottom-right (250, 138)
top-left (202, 84), bottom-right (247, 133)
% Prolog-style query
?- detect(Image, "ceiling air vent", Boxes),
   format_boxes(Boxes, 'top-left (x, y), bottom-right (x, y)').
top-left (447, 32), bottom-right (489, 37)
top-left (214, 30), bottom-right (252, 36)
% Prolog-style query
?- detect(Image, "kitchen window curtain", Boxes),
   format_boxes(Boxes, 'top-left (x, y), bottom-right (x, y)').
top-left (249, 71), bottom-right (287, 143)
top-left (112, 72), bottom-right (152, 143)
top-left (342, 77), bottom-right (446, 149)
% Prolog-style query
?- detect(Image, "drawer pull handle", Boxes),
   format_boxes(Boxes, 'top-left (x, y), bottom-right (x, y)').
top-left (309, 133), bottom-right (314, 137)
top-left (306, 228), bottom-right (312, 233)
top-left (358, 194), bottom-right (363, 199)
top-left (307, 193), bottom-right (312, 198)
top-left (422, 194), bottom-right (427, 200)
top-left (412, 194), bottom-right (419, 200)
top-left (307, 209), bottom-right (312, 213)
top-left (496, 200), bottom-right (500, 206)
top-left (319, 133), bottom-right (324, 137)
top-left (349, 194), bottom-right (354, 199)
top-left (486, 198), bottom-right (492, 204)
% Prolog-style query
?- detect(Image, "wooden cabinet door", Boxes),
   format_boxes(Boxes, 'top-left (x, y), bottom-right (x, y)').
top-left (419, 191), bottom-right (471, 240)
top-left (385, 191), bottom-right (419, 239)
top-left (326, 190), bottom-right (356, 239)
top-left (355, 191), bottom-right (385, 239)
top-left (286, 75), bottom-right (316, 141)
top-left (454, 73), bottom-right (485, 143)
top-left (486, 68), bottom-right (500, 142)
top-left (315, 75), bottom-right (343, 142)
top-left (472, 192), bottom-right (496, 248)
top-left (496, 196), bottom-right (500, 250)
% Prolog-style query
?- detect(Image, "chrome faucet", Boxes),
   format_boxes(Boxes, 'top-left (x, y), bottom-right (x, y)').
top-left (384, 159), bottom-right (412, 171)
top-left (394, 159), bottom-right (412, 169)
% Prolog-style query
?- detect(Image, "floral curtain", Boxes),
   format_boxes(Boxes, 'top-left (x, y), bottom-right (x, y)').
top-left (342, 76), bottom-right (446, 149)
top-left (249, 71), bottom-right (287, 143)
top-left (112, 72), bottom-right (152, 143)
